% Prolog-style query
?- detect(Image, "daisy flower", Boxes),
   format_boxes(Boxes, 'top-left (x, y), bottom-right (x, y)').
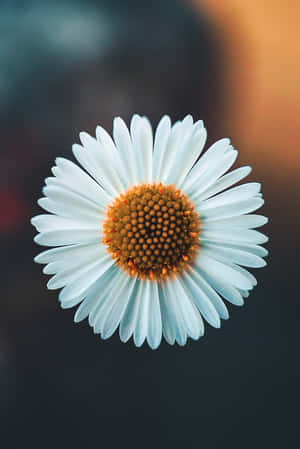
top-left (31, 114), bottom-right (268, 349)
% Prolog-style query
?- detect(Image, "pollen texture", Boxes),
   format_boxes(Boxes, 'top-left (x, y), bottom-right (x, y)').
top-left (102, 183), bottom-right (201, 281)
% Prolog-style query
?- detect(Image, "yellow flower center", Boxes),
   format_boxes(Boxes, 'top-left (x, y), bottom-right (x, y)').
top-left (102, 182), bottom-right (201, 281)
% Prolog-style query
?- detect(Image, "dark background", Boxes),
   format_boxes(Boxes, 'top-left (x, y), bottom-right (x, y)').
top-left (1, 1), bottom-right (299, 448)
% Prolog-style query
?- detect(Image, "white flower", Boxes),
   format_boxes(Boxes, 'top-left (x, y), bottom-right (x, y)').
top-left (31, 114), bottom-right (268, 349)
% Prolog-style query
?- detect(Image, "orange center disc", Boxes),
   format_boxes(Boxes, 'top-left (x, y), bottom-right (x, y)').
top-left (102, 182), bottom-right (201, 281)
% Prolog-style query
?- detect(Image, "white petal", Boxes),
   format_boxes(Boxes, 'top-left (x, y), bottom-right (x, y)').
top-left (81, 129), bottom-right (119, 173)
top-left (182, 267), bottom-right (229, 320)
top-left (61, 274), bottom-right (110, 310)
top-left (189, 268), bottom-right (229, 320)
top-left (129, 116), bottom-right (153, 183)
top-left (184, 150), bottom-right (238, 200)
top-left (199, 239), bottom-right (268, 258)
top-left (202, 243), bottom-right (266, 268)
top-left (152, 115), bottom-right (171, 181)
top-left (228, 263), bottom-right (257, 287)
top-left (182, 138), bottom-right (231, 192)
top-left (161, 282), bottom-right (187, 346)
top-left (158, 284), bottom-right (176, 345)
top-left (101, 277), bottom-right (137, 340)
top-left (198, 198), bottom-right (264, 221)
top-left (94, 126), bottom-right (117, 154)
top-left (60, 294), bottom-right (86, 310)
top-left (53, 157), bottom-right (111, 208)
top-left (196, 250), bottom-right (253, 290)
top-left (202, 214), bottom-right (268, 230)
top-left (158, 121), bottom-right (185, 184)
top-left (130, 115), bottom-right (144, 184)
top-left (72, 143), bottom-right (121, 197)
top-left (202, 272), bottom-right (244, 305)
top-left (45, 177), bottom-right (108, 217)
top-left (45, 245), bottom-right (108, 288)
top-left (34, 229), bottom-right (101, 247)
top-left (146, 282), bottom-right (162, 349)
top-left (239, 289), bottom-right (250, 298)
top-left (201, 229), bottom-right (268, 245)
top-left (37, 201), bottom-right (94, 230)
top-left (73, 267), bottom-right (117, 322)
top-left (84, 270), bottom-right (125, 328)
top-left (138, 117), bottom-right (153, 183)
top-left (47, 245), bottom-right (109, 290)
top-left (113, 117), bottom-right (137, 186)
top-left (133, 281), bottom-right (151, 347)
top-left (181, 114), bottom-right (194, 131)
top-left (197, 166), bottom-right (252, 201)
top-left (59, 255), bottom-right (114, 302)
top-left (195, 260), bottom-right (244, 306)
top-left (34, 243), bottom-right (100, 264)
top-left (119, 281), bottom-right (142, 343)
top-left (166, 123), bottom-right (207, 186)
top-left (95, 126), bottom-right (128, 189)
top-left (164, 277), bottom-right (203, 340)
top-left (199, 183), bottom-right (261, 211)
top-left (31, 214), bottom-right (99, 233)
top-left (43, 262), bottom-right (64, 275)
top-left (40, 185), bottom-right (103, 221)
top-left (88, 267), bottom-right (125, 327)
top-left (181, 270), bottom-right (220, 327)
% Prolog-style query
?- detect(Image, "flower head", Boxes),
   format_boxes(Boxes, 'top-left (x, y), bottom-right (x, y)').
top-left (31, 114), bottom-right (268, 349)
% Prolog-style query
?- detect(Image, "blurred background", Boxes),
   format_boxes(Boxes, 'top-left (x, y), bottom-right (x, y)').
top-left (2, 0), bottom-right (299, 447)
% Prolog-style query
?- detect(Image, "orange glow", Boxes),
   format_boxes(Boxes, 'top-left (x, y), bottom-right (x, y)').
top-left (190, 0), bottom-right (300, 185)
